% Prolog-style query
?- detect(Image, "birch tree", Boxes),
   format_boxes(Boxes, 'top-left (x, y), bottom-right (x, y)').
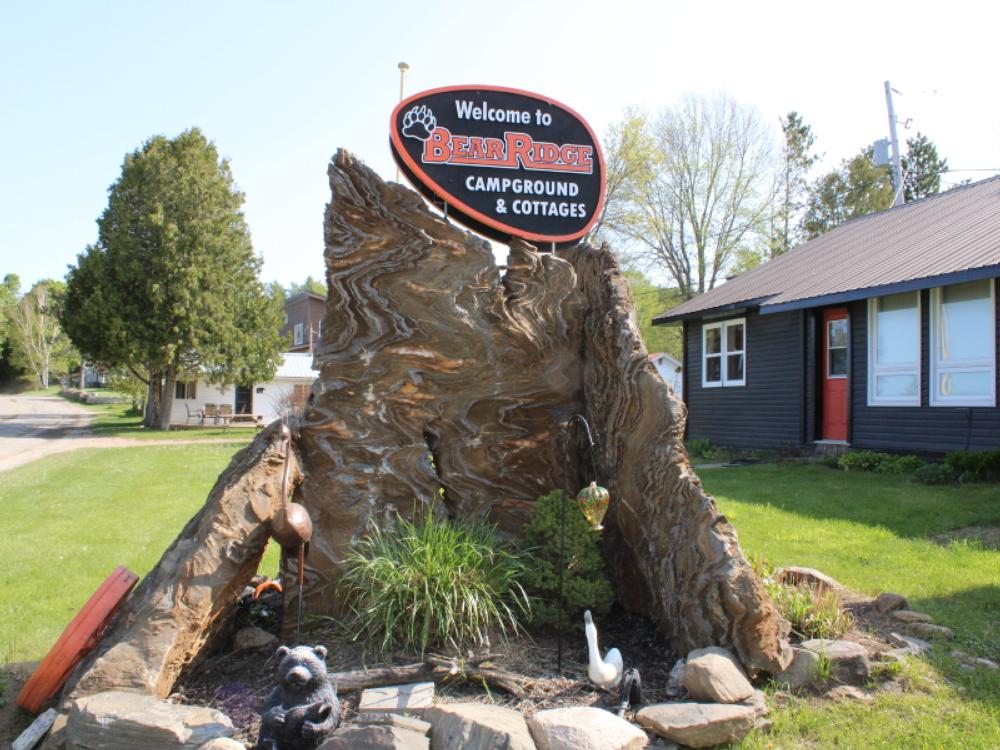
top-left (601, 94), bottom-right (778, 299)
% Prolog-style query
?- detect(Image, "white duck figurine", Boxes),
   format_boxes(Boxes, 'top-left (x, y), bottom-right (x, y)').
top-left (584, 609), bottom-right (623, 688)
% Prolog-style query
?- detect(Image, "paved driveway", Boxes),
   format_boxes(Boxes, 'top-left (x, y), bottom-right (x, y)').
top-left (0, 393), bottom-right (95, 472)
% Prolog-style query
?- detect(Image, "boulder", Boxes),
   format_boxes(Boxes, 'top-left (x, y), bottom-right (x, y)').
top-left (319, 725), bottom-right (429, 750)
top-left (825, 685), bottom-right (872, 702)
top-left (773, 647), bottom-right (821, 689)
top-left (800, 639), bottom-right (869, 683)
top-left (906, 623), bottom-right (953, 639)
top-left (741, 689), bottom-right (769, 718)
top-left (232, 626), bottom-right (278, 651)
top-left (974, 658), bottom-right (999, 671)
top-left (528, 706), bottom-right (647, 750)
top-left (636, 703), bottom-right (756, 748)
top-left (424, 703), bottom-right (535, 750)
top-left (892, 610), bottom-right (933, 624)
top-left (64, 425), bottom-right (298, 701)
top-left (66, 690), bottom-right (233, 749)
top-left (682, 647), bottom-right (754, 703)
top-left (773, 567), bottom-right (844, 594)
top-left (874, 592), bottom-right (907, 613)
top-left (888, 632), bottom-right (931, 655)
top-left (664, 659), bottom-right (686, 698)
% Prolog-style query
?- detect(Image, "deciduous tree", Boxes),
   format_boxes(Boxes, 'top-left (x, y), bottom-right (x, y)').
top-left (62, 128), bottom-right (284, 429)
top-left (601, 94), bottom-right (778, 299)
top-left (8, 279), bottom-right (74, 389)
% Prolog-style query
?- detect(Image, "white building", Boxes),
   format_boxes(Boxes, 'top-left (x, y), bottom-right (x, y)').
top-left (649, 351), bottom-right (683, 399)
top-left (170, 352), bottom-right (318, 427)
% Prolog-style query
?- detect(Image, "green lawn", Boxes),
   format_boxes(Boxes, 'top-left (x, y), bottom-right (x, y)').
top-left (65, 395), bottom-right (256, 442)
top-left (702, 463), bottom-right (1000, 749)
top-left (0, 444), bottom-right (280, 664)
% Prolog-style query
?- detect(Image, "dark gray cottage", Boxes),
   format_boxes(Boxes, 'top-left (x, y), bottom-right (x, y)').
top-left (654, 176), bottom-right (1000, 455)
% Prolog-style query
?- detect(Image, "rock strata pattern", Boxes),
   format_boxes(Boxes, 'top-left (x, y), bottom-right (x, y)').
top-left (294, 150), bottom-right (790, 672)
top-left (64, 425), bottom-right (300, 701)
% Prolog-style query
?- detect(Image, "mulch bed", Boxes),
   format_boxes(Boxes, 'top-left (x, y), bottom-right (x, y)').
top-left (173, 604), bottom-right (678, 746)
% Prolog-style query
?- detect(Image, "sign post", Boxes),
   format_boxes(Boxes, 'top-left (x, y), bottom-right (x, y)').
top-left (390, 85), bottom-right (606, 247)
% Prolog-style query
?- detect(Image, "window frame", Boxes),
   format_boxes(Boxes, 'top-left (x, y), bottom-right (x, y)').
top-left (867, 292), bottom-right (921, 407)
top-left (293, 322), bottom-right (304, 346)
top-left (929, 280), bottom-right (996, 407)
top-left (702, 317), bottom-right (746, 388)
top-left (175, 380), bottom-right (197, 400)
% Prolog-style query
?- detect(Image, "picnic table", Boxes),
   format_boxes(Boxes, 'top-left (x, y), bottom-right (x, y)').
top-left (221, 413), bottom-right (264, 430)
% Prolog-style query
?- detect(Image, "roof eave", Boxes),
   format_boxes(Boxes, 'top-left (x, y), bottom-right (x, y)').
top-left (760, 263), bottom-right (1000, 315)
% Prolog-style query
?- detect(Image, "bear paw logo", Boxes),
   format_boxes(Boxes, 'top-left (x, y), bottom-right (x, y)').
top-left (402, 105), bottom-right (437, 141)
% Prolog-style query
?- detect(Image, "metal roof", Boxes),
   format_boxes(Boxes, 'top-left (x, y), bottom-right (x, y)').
top-left (655, 175), bottom-right (1000, 322)
top-left (275, 352), bottom-right (318, 380)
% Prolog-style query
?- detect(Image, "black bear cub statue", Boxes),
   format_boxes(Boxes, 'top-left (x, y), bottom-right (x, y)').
top-left (256, 644), bottom-right (340, 750)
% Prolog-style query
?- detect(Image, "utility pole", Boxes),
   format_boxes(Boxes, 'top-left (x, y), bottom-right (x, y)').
top-left (884, 81), bottom-right (904, 206)
top-left (396, 62), bottom-right (409, 182)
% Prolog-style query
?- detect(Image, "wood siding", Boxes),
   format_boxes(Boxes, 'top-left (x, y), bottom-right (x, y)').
top-left (684, 310), bottom-right (804, 449)
top-left (849, 286), bottom-right (1000, 453)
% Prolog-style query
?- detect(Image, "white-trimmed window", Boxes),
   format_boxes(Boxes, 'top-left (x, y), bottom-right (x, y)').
top-left (867, 292), bottom-right (920, 406)
top-left (175, 380), bottom-right (197, 400)
top-left (703, 318), bottom-right (746, 387)
top-left (293, 322), bottom-right (304, 346)
top-left (930, 279), bottom-right (996, 407)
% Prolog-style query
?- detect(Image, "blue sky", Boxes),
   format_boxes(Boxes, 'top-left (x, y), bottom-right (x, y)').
top-left (3, 0), bottom-right (999, 289)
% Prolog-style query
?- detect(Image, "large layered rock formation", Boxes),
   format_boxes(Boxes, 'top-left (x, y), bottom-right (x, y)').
top-left (295, 150), bottom-right (790, 672)
top-left (65, 150), bottom-right (789, 705)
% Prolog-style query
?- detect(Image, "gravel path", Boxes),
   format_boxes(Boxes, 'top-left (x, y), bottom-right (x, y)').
top-left (0, 394), bottom-right (247, 474)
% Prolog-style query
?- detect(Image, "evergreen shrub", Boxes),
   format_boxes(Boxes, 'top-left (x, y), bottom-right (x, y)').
top-left (520, 490), bottom-right (614, 629)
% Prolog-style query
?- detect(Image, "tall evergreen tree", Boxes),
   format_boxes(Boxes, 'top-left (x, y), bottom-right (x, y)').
top-left (62, 128), bottom-right (284, 429)
top-left (901, 132), bottom-right (948, 202)
top-left (771, 112), bottom-right (818, 256)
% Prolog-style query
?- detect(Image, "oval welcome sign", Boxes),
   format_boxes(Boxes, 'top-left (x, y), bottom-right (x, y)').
top-left (390, 85), bottom-right (605, 246)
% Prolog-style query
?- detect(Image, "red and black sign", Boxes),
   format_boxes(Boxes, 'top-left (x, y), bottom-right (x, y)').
top-left (390, 85), bottom-right (605, 246)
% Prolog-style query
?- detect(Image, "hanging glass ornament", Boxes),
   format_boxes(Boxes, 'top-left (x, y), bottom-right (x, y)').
top-left (576, 481), bottom-right (610, 530)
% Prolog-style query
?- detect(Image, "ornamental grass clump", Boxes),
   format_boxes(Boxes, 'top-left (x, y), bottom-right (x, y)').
top-left (341, 509), bottom-right (529, 657)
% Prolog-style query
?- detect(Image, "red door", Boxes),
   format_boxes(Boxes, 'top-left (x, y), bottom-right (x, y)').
top-left (822, 308), bottom-right (849, 441)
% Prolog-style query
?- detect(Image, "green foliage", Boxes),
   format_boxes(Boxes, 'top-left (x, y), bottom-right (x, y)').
top-left (623, 270), bottom-right (682, 358)
top-left (902, 132), bottom-right (948, 202)
top-left (755, 553), bottom-right (854, 640)
top-left (815, 652), bottom-right (834, 682)
top-left (686, 437), bottom-right (717, 459)
top-left (838, 451), bottom-right (925, 475)
top-left (600, 96), bottom-right (777, 299)
top-left (341, 509), bottom-right (529, 656)
top-left (944, 449), bottom-right (1000, 483)
top-left (104, 368), bottom-right (148, 414)
top-left (876, 454), bottom-right (926, 475)
top-left (770, 111), bottom-right (819, 256)
top-left (519, 490), bottom-right (614, 629)
top-left (802, 148), bottom-right (894, 239)
top-left (287, 275), bottom-right (326, 296)
top-left (61, 128), bottom-right (284, 429)
top-left (5, 279), bottom-right (76, 389)
top-left (838, 450), bottom-right (890, 472)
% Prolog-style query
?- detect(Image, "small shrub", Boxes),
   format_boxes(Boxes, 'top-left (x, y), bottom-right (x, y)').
top-left (944, 449), bottom-right (1000, 482)
top-left (838, 450), bottom-right (892, 472)
top-left (341, 508), bottom-right (529, 656)
top-left (815, 652), bottom-right (834, 682)
top-left (875, 454), bottom-right (926, 475)
top-left (913, 462), bottom-right (958, 485)
top-left (765, 582), bottom-right (854, 640)
top-left (520, 490), bottom-right (614, 630)
top-left (687, 438), bottom-right (716, 459)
